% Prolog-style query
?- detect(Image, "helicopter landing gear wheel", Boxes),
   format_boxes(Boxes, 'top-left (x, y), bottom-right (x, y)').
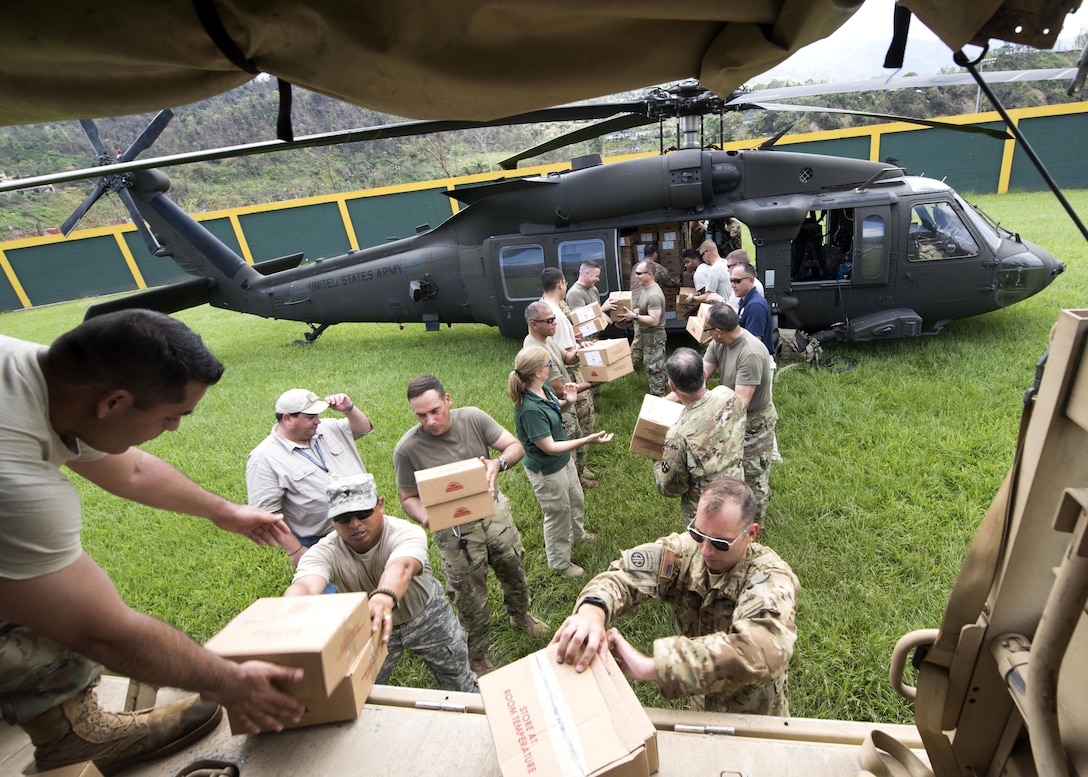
top-left (292, 322), bottom-right (333, 345)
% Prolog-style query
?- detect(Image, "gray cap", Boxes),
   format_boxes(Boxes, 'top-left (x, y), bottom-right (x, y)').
top-left (327, 473), bottom-right (378, 519)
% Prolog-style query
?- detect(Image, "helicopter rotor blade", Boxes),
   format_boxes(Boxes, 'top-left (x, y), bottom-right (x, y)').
top-left (499, 114), bottom-right (655, 170)
top-left (60, 178), bottom-right (111, 236)
top-left (746, 102), bottom-right (1012, 140)
top-left (1, 68), bottom-right (1071, 196)
top-left (79, 119), bottom-right (111, 162)
top-left (726, 68), bottom-right (1079, 106)
top-left (0, 105), bottom-right (652, 194)
top-left (118, 109), bottom-right (175, 162)
top-left (116, 186), bottom-right (161, 253)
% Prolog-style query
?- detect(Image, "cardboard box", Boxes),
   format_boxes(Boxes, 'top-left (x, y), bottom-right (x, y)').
top-left (415, 457), bottom-right (489, 507)
top-left (205, 593), bottom-right (372, 700)
top-left (629, 394), bottom-right (685, 459)
top-left (479, 644), bottom-right (658, 777)
top-left (628, 433), bottom-right (667, 460)
top-left (424, 489), bottom-right (496, 531)
top-left (224, 625), bottom-right (388, 733)
top-left (638, 231), bottom-right (656, 244)
top-left (685, 303), bottom-right (715, 344)
top-left (37, 764), bottom-right (105, 777)
top-left (582, 354), bottom-right (634, 383)
top-left (686, 315), bottom-right (713, 344)
top-left (568, 301), bottom-right (603, 325)
top-left (578, 338), bottom-right (631, 367)
top-left (661, 230), bottom-right (678, 243)
top-left (576, 314), bottom-right (609, 340)
top-left (634, 394), bottom-right (684, 444)
top-left (605, 291), bottom-right (633, 322)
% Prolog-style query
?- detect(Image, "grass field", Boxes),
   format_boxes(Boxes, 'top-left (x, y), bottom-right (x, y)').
top-left (1, 188), bottom-right (1084, 723)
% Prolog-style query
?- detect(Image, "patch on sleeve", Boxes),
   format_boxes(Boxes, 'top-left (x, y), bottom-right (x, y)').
top-left (624, 545), bottom-right (677, 580)
top-left (659, 548), bottom-right (676, 579)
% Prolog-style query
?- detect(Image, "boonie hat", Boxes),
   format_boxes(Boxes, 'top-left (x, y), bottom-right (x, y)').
top-left (275, 388), bottom-right (328, 415)
top-left (328, 473), bottom-right (378, 519)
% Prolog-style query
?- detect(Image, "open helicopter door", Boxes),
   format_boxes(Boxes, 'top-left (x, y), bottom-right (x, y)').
top-left (484, 229), bottom-right (621, 338)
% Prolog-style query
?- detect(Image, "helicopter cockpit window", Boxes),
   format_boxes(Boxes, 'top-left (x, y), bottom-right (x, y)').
top-left (499, 244), bottom-right (545, 300)
top-left (908, 201), bottom-right (980, 261)
top-left (559, 239), bottom-right (607, 289)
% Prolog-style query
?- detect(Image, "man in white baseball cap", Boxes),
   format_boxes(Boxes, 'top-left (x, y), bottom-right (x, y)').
top-left (247, 388), bottom-right (374, 567)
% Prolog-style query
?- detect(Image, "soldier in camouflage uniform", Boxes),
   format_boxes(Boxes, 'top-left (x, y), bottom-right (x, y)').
top-left (393, 376), bottom-right (550, 676)
top-left (655, 348), bottom-right (747, 523)
top-left (703, 304), bottom-right (777, 520)
top-left (551, 477), bottom-right (798, 715)
top-left (287, 473), bottom-right (477, 692)
top-left (622, 260), bottom-right (669, 396)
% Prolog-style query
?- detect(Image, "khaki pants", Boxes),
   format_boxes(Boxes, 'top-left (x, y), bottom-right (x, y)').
top-left (525, 458), bottom-right (586, 571)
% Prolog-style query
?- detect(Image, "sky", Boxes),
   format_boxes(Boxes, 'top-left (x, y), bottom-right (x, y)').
top-left (759, 0), bottom-right (1084, 82)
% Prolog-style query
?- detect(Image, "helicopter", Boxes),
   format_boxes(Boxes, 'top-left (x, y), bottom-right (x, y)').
top-left (21, 71), bottom-right (1065, 344)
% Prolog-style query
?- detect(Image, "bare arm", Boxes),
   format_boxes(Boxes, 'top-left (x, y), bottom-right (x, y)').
top-left (369, 557), bottom-right (423, 644)
top-left (69, 449), bottom-right (289, 547)
top-left (397, 486), bottom-right (429, 528)
top-left (284, 574), bottom-right (329, 596)
top-left (734, 383), bottom-right (756, 408)
top-left (607, 628), bottom-right (656, 681)
top-left (482, 430), bottom-right (524, 491)
top-left (0, 554), bottom-right (305, 732)
top-left (531, 431), bottom-right (613, 456)
top-left (325, 393), bottom-right (374, 436)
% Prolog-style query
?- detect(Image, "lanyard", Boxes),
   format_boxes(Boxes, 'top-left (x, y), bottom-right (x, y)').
top-left (294, 438), bottom-right (328, 472)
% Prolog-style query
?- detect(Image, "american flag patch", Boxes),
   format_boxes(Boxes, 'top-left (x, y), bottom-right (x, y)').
top-left (659, 549), bottom-right (676, 579)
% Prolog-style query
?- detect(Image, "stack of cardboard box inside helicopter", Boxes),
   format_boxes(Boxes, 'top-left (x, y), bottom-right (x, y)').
top-left (617, 222), bottom-right (697, 320)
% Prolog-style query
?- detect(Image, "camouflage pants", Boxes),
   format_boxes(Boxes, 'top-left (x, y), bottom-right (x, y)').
top-left (0, 620), bottom-right (101, 723)
top-left (525, 458), bottom-right (586, 572)
top-left (432, 494), bottom-right (531, 660)
top-left (630, 321), bottom-right (643, 369)
top-left (377, 577), bottom-right (477, 692)
top-left (643, 328), bottom-right (668, 396)
top-left (743, 405), bottom-right (778, 520)
top-left (561, 368), bottom-right (595, 475)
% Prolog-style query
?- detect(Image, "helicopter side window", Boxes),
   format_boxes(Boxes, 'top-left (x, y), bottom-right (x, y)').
top-left (858, 214), bottom-right (885, 281)
top-left (908, 202), bottom-right (979, 261)
top-left (499, 244), bottom-right (545, 300)
top-left (558, 239), bottom-right (606, 289)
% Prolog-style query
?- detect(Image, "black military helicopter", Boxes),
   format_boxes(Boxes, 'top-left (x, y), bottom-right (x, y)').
top-left (1, 73), bottom-right (1069, 343)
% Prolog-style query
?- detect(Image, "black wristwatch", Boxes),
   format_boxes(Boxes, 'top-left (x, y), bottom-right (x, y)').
top-left (497, 457), bottom-right (508, 472)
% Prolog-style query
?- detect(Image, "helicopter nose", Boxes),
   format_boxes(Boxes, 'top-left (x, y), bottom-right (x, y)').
top-left (995, 243), bottom-right (1064, 308)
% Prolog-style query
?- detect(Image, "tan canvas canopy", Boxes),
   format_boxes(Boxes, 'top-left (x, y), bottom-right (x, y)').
top-left (0, 0), bottom-right (1076, 127)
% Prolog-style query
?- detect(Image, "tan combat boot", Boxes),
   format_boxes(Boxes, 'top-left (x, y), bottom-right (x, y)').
top-left (508, 612), bottom-right (551, 638)
top-left (470, 654), bottom-right (496, 676)
top-left (20, 685), bottom-right (222, 776)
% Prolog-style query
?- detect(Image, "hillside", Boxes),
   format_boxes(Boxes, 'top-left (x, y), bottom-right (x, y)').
top-left (0, 44), bottom-right (1081, 240)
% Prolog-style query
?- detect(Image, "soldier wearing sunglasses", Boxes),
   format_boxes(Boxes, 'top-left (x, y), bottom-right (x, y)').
top-left (551, 476), bottom-right (798, 715)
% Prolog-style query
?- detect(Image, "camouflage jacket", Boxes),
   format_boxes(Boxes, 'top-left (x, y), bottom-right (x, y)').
top-left (654, 386), bottom-right (746, 523)
top-left (576, 535), bottom-right (799, 715)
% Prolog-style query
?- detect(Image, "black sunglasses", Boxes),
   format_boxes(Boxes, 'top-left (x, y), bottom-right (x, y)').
top-left (333, 508), bottom-right (376, 524)
top-left (531, 316), bottom-right (557, 324)
top-left (686, 519), bottom-right (749, 552)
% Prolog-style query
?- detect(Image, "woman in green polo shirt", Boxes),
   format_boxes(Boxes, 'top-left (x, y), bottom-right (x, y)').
top-left (508, 345), bottom-right (613, 577)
